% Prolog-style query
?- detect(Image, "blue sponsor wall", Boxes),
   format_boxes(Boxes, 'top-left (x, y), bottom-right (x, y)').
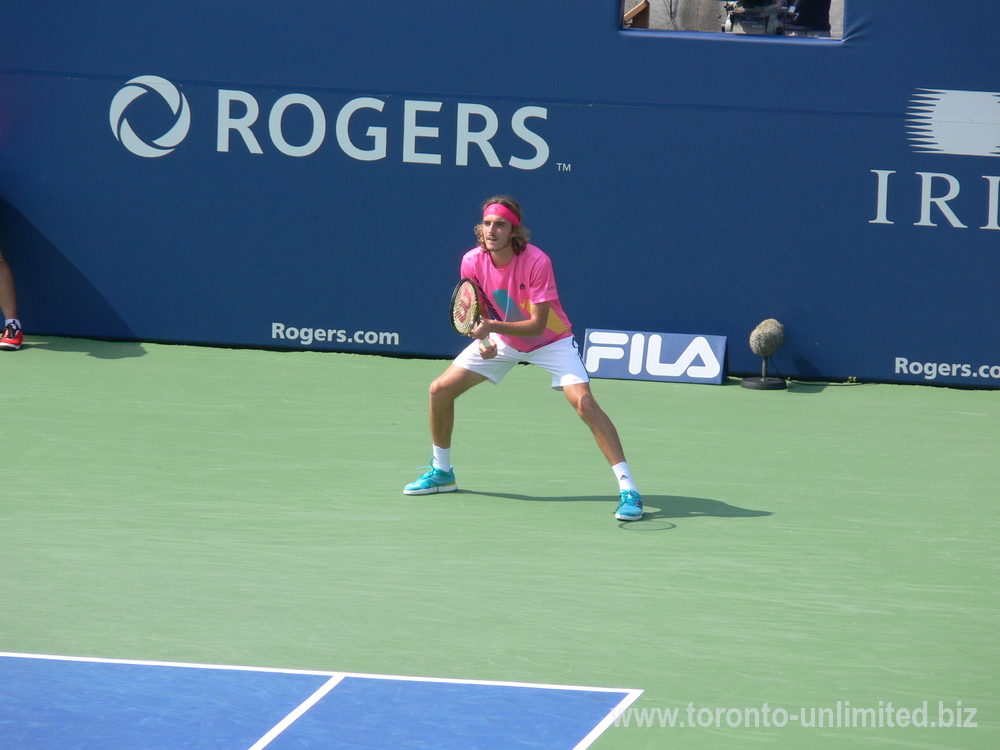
top-left (0, 2), bottom-right (996, 387)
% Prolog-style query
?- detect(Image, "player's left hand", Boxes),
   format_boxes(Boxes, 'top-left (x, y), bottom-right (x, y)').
top-left (479, 336), bottom-right (497, 359)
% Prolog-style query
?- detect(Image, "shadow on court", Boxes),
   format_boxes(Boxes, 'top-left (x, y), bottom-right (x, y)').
top-left (464, 491), bottom-right (772, 525)
top-left (22, 336), bottom-right (147, 359)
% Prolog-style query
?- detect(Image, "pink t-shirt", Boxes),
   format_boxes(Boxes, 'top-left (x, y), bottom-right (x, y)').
top-left (460, 243), bottom-right (573, 352)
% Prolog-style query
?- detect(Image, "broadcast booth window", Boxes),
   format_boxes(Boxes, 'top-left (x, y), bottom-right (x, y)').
top-left (622, 0), bottom-right (843, 40)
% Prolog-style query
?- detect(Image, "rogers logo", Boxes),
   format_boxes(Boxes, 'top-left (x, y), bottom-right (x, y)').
top-left (109, 75), bottom-right (551, 169)
top-left (110, 75), bottom-right (191, 158)
top-left (907, 89), bottom-right (1000, 157)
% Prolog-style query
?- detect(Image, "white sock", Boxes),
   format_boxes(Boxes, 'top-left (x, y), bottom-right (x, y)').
top-left (612, 461), bottom-right (637, 493)
top-left (5, 319), bottom-right (20, 330)
top-left (432, 445), bottom-right (452, 472)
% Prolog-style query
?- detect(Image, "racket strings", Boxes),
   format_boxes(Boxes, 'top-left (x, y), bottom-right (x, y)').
top-left (452, 283), bottom-right (478, 334)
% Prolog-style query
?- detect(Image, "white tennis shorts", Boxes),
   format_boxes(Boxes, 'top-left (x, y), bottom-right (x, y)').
top-left (453, 335), bottom-right (590, 390)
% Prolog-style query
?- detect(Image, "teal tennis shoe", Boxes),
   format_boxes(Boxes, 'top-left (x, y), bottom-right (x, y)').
top-left (615, 489), bottom-right (643, 521)
top-left (404, 463), bottom-right (457, 495)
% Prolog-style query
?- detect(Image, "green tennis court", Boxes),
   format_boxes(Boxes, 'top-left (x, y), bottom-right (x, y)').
top-left (2, 336), bottom-right (997, 748)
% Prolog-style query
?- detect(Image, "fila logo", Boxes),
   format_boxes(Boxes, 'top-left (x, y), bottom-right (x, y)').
top-left (583, 329), bottom-right (727, 384)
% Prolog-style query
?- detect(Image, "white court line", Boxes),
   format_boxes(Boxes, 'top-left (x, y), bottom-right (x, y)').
top-left (572, 690), bottom-right (643, 750)
top-left (246, 674), bottom-right (344, 750)
top-left (0, 651), bottom-right (337, 676)
top-left (0, 652), bottom-right (640, 695)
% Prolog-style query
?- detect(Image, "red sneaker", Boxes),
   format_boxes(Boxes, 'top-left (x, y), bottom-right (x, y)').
top-left (0, 323), bottom-right (23, 350)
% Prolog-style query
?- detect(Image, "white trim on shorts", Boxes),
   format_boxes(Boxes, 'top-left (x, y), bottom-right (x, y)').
top-left (453, 335), bottom-right (590, 390)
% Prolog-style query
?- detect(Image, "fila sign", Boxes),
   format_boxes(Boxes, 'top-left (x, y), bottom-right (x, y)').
top-left (583, 330), bottom-right (727, 385)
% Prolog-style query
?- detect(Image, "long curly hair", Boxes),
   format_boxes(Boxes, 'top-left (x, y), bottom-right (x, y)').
top-left (474, 195), bottom-right (531, 254)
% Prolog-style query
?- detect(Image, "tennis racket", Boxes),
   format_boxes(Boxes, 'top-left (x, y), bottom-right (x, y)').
top-left (450, 278), bottom-right (481, 335)
top-left (450, 277), bottom-right (498, 356)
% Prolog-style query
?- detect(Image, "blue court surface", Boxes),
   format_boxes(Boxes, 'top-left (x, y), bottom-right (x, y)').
top-left (0, 653), bottom-right (641, 749)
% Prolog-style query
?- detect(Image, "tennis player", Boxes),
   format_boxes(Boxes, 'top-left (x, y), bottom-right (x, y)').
top-left (404, 196), bottom-right (643, 521)
top-left (0, 246), bottom-right (22, 351)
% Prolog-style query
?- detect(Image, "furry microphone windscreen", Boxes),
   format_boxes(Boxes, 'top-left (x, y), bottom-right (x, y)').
top-left (749, 318), bottom-right (785, 359)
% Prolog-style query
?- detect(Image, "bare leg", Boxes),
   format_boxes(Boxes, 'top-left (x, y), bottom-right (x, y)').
top-left (429, 364), bottom-right (488, 448)
top-left (564, 382), bottom-right (643, 519)
top-left (0, 256), bottom-right (18, 321)
top-left (562, 382), bottom-right (626, 465)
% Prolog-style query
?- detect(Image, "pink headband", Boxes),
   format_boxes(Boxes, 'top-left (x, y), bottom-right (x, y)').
top-left (483, 203), bottom-right (520, 227)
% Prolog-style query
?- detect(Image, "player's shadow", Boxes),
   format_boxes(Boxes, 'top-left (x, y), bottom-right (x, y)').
top-left (464, 491), bottom-right (771, 530)
top-left (22, 336), bottom-right (147, 359)
top-left (1, 197), bottom-right (139, 348)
